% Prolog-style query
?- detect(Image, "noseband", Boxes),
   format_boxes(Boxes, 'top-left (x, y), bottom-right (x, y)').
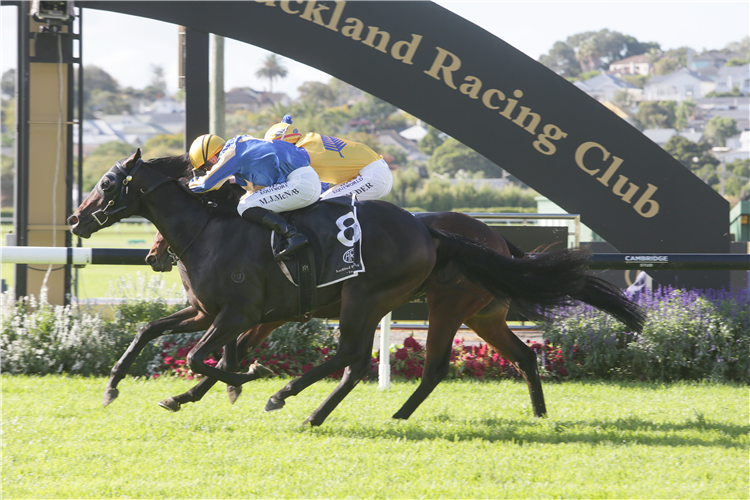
top-left (91, 159), bottom-right (174, 226)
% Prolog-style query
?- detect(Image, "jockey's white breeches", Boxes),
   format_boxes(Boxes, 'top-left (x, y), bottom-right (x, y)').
top-left (319, 158), bottom-right (393, 201)
top-left (237, 166), bottom-right (321, 214)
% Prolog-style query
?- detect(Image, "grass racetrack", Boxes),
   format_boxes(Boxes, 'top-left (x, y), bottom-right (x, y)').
top-left (2, 376), bottom-right (748, 499)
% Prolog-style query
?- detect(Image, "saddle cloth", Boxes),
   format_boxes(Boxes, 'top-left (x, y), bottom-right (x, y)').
top-left (274, 195), bottom-right (364, 288)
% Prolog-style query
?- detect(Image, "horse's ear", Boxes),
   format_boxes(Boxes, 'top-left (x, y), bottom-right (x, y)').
top-left (126, 148), bottom-right (142, 166)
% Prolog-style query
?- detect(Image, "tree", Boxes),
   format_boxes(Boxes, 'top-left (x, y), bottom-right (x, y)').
top-left (81, 66), bottom-right (129, 118)
top-left (725, 36), bottom-right (750, 59)
top-left (538, 41), bottom-right (580, 77)
top-left (635, 101), bottom-right (677, 129)
top-left (663, 136), bottom-right (719, 186)
top-left (418, 125), bottom-right (445, 156)
top-left (255, 54), bottom-right (288, 93)
top-left (143, 133), bottom-right (184, 158)
top-left (350, 93), bottom-right (397, 132)
top-left (149, 64), bottom-right (167, 94)
top-left (83, 65), bottom-right (119, 98)
top-left (426, 138), bottom-right (504, 178)
top-left (298, 81), bottom-right (337, 107)
top-left (82, 141), bottom-right (135, 191)
top-left (674, 100), bottom-right (696, 131)
top-left (652, 47), bottom-right (688, 75)
top-left (1, 69), bottom-right (15, 99)
top-left (1, 152), bottom-right (13, 208)
top-left (704, 116), bottom-right (739, 147)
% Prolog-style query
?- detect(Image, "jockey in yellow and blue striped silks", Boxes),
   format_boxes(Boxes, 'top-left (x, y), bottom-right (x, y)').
top-left (264, 115), bottom-right (393, 201)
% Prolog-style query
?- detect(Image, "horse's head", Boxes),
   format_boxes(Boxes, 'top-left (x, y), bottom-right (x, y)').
top-left (68, 149), bottom-right (144, 238)
top-left (68, 149), bottom-right (187, 238)
top-left (145, 231), bottom-right (174, 272)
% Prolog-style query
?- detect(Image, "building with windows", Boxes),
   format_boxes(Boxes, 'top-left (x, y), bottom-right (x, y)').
top-left (643, 68), bottom-right (715, 101)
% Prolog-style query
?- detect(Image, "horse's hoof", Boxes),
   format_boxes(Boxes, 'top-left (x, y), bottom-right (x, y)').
top-left (265, 396), bottom-right (285, 412)
top-left (250, 362), bottom-right (274, 379)
top-left (302, 416), bottom-right (322, 427)
top-left (102, 387), bottom-right (119, 407)
top-left (227, 385), bottom-right (242, 405)
top-left (157, 397), bottom-right (181, 412)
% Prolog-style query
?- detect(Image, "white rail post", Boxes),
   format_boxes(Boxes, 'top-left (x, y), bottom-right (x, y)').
top-left (378, 311), bottom-right (391, 390)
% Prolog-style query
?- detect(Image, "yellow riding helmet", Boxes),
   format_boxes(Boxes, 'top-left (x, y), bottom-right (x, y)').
top-left (189, 134), bottom-right (226, 170)
top-left (264, 115), bottom-right (302, 144)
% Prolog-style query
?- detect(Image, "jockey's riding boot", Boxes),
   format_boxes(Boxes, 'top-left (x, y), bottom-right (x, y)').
top-left (241, 207), bottom-right (308, 261)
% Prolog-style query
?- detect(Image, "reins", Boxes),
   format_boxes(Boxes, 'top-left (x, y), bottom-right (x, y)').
top-left (170, 199), bottom-right (217, 261)
top-left (91, 159), bottom-right (174, 226)
top-left (93, 156), bottom-right (218, 262)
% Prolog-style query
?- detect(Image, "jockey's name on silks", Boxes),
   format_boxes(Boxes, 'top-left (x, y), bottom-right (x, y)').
top-left (296, 133), bottom-right (382, 185)
top-left (189, 135), bottom-right (312, 193)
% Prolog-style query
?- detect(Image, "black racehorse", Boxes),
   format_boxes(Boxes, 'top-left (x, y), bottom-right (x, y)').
top-left (144, 212), bottom-right (643, 420)
top-left (69, 150), bottom-right (644, 426)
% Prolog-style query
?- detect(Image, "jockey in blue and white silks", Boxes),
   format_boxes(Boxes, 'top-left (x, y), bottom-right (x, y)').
top-left (188, 134), bottom-right (321, 261)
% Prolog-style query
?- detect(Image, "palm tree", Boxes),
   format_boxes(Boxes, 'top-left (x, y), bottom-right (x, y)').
top-left (256, 54), bottom-right (288, 93)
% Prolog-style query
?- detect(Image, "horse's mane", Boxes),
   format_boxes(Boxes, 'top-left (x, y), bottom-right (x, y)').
top-left (143, 153), bottom-right (243, 216)
top-left (143, 153), bottom-right (193, 179)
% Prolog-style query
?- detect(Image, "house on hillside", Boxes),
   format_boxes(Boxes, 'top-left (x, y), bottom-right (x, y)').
top-left (693, 96), bottom-right (750, 131)
top-left (641, 128), bottom-right (704, 147)
top-left (136, 96), bottom-right (184, 114)
top-left (715, 64), bottom-right (750, 95)
top-left (138, 113), bottom-right (184, 136)
top-left (375, 129), bottom-right (428, 162)
top-left (100, 114), bottom-right (170, 146)
top-left (574, 73), bottom-right (642, 103)
top-left (225, 87), bottom-right (291, 113)
top-left (74, 119), bottom-right (125, 155)
top-left (608, 54), bottom-right (651, 77)
top-left (690, 51), bottom-right (746, 71)
top-left (717, 130), bottom-right (750, 163)
top-left (643, 68), bottom-right (715, 101)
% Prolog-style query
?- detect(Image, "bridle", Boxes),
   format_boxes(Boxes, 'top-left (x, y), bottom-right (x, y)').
top-left (91, 158), bottom-right (173, 226)
top-left (91, 156), bottom-right (217, 259)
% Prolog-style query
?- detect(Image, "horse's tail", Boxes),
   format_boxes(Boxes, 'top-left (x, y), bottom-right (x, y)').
top-left (577, 275), bottom-right (646, 332)
top-left (427, 227), bottom-right (645, 332)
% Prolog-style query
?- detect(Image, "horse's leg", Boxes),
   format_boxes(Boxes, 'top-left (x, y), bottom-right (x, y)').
top-left (104, 306), bottom-right (211, 406)
top-left (183, 308), bottom-right (267, 387)
top-left (465, 301), bottom-right (547, 417)
top-left (264, 314), bottom-right (376, 418)
top-left (158, 322), bottom-right (284, 412)
top-left (300, 323), bottom-right (380, 426)
top-left (226, 322), bottom-right (284, 402)
top-left (392, 280), bottom-right (491, 420)
top-left (266, 282), bottom-right (423, 426)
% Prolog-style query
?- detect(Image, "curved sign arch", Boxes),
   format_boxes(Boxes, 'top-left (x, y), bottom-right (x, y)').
top-left (81, 1), bottom-right (730, 288)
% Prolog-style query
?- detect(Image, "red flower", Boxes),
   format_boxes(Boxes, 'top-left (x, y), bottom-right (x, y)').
top-left (395, 348), bottom-right (408, 361)
top-left (403, 336), bottom-right (422, 351)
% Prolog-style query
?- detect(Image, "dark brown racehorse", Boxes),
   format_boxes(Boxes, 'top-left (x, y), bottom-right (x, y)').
top-left (69, 150), bottom-right (644, 426)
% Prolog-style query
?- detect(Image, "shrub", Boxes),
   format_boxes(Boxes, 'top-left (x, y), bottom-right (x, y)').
top-left (540, 287), bottom-right (750, 383)
top-left (156, 320), bottom-right (339, 379)
top-left (1, 274), bottom-right (187, 377)
top-left (1, 288), bottom-right (110, 375)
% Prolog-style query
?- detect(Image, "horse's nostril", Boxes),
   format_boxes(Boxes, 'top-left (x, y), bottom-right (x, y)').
top-left (67, 215), bottom-right (79, 226)
top-left (146, 255), bottom-right (156, 264)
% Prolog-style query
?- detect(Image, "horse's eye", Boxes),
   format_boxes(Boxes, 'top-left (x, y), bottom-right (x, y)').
top-left (100, 173), bottom-right (117, 193)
